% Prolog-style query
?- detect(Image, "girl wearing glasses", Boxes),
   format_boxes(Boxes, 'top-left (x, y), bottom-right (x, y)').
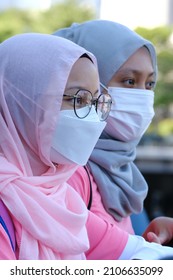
top-left (54, 20), bottom-right (173, 260)
top-left (0, 33), bottom-right (108, 259)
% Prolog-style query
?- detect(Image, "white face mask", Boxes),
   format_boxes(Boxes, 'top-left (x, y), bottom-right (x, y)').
top-left (50, 106), bottom-right (106, 165)
top-left (105, 87), bottom-right (155, 141)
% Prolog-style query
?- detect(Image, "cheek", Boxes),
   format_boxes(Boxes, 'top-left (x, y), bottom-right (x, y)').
top-left (107, 74), bottom-right (122, 88)
top-left (60, 100), bottom-right (73, 111)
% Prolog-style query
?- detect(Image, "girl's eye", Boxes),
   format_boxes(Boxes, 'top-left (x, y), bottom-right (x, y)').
top-left (75, 96), bottom-right (83, 105)
top-left (123, 79), bottom-right (135, 87)
top-left (63, 96), bottom-right (74, 104)
top-left (146, 81), bottom-right (155, 90)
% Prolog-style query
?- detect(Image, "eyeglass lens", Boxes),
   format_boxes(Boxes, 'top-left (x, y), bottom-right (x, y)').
top-left (74, 90), bottom-right (93, 118)
top-left (96, 93), bottom-right (112, 121)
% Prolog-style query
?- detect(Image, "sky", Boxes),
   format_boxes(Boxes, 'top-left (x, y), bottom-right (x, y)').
top-left (100, 0), bottom-right (170, 29)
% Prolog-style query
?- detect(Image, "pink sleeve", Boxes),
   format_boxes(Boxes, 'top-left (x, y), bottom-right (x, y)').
top-left (0, 225), bottom-right (16, 259)
top-left (85, 211), bottom-right (128, 259)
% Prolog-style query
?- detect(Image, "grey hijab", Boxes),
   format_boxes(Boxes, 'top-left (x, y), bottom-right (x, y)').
top-left (54, 20), bottom-right (157, 221)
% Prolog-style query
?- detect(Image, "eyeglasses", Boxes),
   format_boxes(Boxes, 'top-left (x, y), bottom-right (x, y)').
top-left (63, 89), bottom-right (112, 121)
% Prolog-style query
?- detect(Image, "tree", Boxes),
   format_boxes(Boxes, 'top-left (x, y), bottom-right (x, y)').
top-left (40, 0), bottom-right (95, 33)
top-left (0, 8), bottom-right (35, 42)
top-left (0, 0), bottom-right (95, 42)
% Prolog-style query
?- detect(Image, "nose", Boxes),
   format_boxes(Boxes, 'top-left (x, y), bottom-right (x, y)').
top-left (135, 83), bottom-right (146, 90)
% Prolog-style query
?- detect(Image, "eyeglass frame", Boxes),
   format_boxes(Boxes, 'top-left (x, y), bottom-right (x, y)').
top-left (63, 88), bottom-right (112, 121)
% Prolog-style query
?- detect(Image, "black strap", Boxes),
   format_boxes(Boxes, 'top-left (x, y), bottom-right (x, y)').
top-left (0, 200), bottom-right (16, 251)
top-left (84, 166), bottom-right (92, 210)
top-left (0, 216), bottom-right (15, 251)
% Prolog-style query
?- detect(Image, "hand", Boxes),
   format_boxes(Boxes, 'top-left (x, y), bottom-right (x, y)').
top-left (142, 216), bottom-right (173, 245)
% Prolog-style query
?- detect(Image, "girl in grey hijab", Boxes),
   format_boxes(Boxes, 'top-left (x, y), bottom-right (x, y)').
top-left (54, 20), bottom-right (173, 251)
top-left (54, 19), bottom-right (156, 221)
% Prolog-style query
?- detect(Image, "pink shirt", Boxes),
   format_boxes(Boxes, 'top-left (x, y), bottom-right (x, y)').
top-left (68, 166), bottom-right (134, 259)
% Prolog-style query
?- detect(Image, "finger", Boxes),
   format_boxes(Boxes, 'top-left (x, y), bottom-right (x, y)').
top-left (146, 232), bottom-right (162, 244)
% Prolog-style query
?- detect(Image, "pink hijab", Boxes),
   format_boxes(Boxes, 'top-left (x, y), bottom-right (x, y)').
top-left (0, 33), bottom-right (95, 259)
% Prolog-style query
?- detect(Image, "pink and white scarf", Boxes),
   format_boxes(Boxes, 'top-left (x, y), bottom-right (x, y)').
top-left (0, 33), bottom-right (96, 259)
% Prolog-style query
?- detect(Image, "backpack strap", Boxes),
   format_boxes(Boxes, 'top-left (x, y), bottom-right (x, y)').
top-left (0, 200), bottom-right (16, 251)
top-left (84, 166), bottom-right (92, 210)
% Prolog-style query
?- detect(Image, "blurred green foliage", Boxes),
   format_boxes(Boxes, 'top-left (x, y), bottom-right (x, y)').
top-left (135, 26), bottom-right (173, 48)
top-left (157, 118), bottom-right (173, 136)
top-left (0, 0), bottom-right (95, 41)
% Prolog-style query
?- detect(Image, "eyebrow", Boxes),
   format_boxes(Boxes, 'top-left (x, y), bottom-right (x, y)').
top-left (117, 68), bottom-right (155, 77)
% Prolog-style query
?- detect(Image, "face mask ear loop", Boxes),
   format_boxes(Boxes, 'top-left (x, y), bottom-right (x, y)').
top-left (100, 83), bottom-right (115, 107)
top-left (100, 82), bottom-right (108, 92)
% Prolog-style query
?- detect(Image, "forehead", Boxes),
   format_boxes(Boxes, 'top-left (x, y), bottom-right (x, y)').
top-left (65, 57), bottom-right (99, 92)
top-left (119, 47), bottom-right (154, 73)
